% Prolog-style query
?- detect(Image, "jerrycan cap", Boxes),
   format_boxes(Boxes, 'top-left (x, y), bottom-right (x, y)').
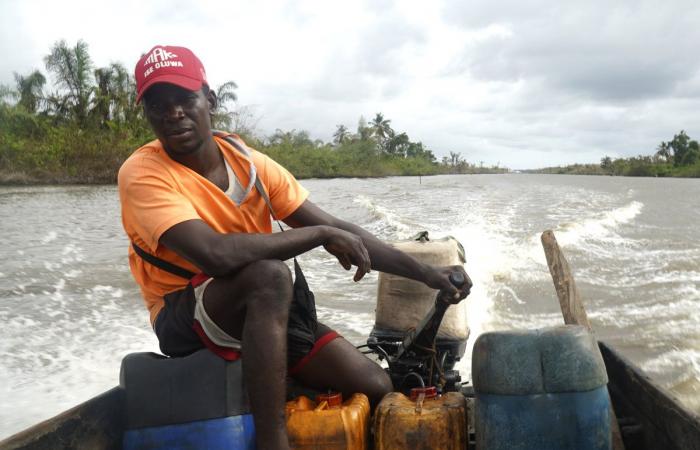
top-left (410, 386), bottom-right (438, 401)
top-left (316, 392), bottom-right (343, 408)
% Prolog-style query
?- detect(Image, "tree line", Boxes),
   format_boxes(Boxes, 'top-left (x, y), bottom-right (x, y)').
top-left (0, 39), bottom-right (504, 184)
top-left (532, 130), bottom-right (700, 177)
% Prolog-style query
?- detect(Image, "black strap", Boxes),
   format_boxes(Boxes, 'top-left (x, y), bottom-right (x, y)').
top-left (131, 132), bottom-right (286, 279)
top-left (132, 242), bottom-right (196, 279)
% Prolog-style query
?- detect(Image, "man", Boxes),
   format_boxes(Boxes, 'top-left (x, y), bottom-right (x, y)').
top-left (119, 45), bottom-right (471, 450)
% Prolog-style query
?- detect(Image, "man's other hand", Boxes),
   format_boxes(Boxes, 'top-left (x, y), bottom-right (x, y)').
top-left (322, 227), bottom-right (372, 282)
top-left (424, 265), bottom-right (472, 304)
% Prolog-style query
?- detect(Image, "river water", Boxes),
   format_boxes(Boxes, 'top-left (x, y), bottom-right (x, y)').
top-left (1, 174), bottom-right (699, 438)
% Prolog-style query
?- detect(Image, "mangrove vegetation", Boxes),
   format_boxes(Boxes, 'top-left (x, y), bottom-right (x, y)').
top-left (0, 40), bottom-right (506, 185)
top-left (531, 130), bottom-right (700, 177)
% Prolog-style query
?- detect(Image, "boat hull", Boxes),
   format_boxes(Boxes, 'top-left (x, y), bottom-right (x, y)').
top-left (2, 342), bottom-right (700, 450)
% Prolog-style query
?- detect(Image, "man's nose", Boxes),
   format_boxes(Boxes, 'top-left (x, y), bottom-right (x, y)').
top-left (164, 103), bottom-right (185, 120)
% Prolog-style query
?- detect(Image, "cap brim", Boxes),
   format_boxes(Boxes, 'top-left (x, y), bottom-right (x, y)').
top-left (136, 74), bottom-right (204, 103)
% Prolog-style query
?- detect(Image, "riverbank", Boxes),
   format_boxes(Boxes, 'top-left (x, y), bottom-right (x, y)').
top-left (0, 130), bottom-right (507, 186)
top-left (525, 163), bottom-right (700, 178)
top-left (0, 113), bottom-right (507, 185)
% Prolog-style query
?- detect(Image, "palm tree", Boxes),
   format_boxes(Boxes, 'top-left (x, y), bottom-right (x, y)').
top-left (370, 113), bottom-right (393, 143)
top-left (333, 124), bottom-right (349, 145)
top-left (211, 81), bottom-right (238, 130)
top-left (92, 63), bottom-right (133, 126)
top-left (655, 141), bottom-right (671, 163)
top-left (93, 67), bottom-right (114, 126)
top-left (216, 81), bottom-right (238, 105)
top-left (0, 84), bottom-right (14, 105)
top-left (44, 39), bottom-right (93, 124)
top-left (14, 70), bottom-right (46, 113)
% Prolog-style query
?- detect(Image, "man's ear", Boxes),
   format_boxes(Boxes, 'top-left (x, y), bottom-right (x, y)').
top-left (207, 88), bottom-right (218, 112)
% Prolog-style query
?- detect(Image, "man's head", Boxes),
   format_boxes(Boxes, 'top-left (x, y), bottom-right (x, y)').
top-left (135, 45), bottom-right (208, 103)
top-left (135, 45), bottom-right (217, 157)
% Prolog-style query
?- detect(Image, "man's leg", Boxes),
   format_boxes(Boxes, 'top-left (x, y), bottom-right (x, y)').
top-left (202, 259), bottom-right (292, 450)
top-left (292, 337), bottom-right (393, 407)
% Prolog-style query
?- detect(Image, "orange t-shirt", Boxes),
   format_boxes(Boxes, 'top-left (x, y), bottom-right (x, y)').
top-left (118, 134), bottom-right (309, 325)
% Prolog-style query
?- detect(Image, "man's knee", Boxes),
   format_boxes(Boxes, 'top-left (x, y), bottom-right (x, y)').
top-left (239, 259), bottom-right (293, 307)
top-left (363, 367), bottom-right (393, 406)
top-left (238, 259), bottom-right (291, 289)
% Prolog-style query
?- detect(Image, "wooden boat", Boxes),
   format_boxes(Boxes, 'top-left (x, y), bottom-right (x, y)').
top-left (2, 231), bottom-right (699, 449)
top-left (1, 341), bottom-right (699, 450)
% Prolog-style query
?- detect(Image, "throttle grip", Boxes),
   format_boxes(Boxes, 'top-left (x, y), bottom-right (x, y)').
top-left (448, 272), bottom-right (465, 288)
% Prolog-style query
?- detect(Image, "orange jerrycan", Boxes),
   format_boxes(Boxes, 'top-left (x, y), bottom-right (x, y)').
top-left (286, 392), bottom-right (370, 449)
top-left (373, 387), bottom-right (468, 450)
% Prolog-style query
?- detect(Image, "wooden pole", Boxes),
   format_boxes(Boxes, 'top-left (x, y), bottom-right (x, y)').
top-left (541, 230), bottom-right (592, 330)
top-left (541, 230), bottom-right (626, 450)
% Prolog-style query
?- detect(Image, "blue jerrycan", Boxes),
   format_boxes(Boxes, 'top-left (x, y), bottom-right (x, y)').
top-left (472, 325), bottom-right (611, 450)
top-left (120, 349), bottom-right (255, 450)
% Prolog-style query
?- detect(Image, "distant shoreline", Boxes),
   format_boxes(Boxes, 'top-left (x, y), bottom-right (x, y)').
top-left (3, 168), bottom-right (698, 187)
top-left (0, 169), bottom-right (509, 186)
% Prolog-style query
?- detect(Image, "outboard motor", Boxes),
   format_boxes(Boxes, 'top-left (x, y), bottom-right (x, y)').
top-left (367, 232), bottom-right (469, 393)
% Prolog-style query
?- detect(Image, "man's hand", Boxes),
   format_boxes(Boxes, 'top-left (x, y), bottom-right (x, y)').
top-left (322, 227), bottom-right (372, 282)
top-left (424, 265), bottom-right (473, 304)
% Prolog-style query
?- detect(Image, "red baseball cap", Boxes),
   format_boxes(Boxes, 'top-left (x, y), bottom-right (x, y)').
top-left (134, 45), bottom-right (208, 103)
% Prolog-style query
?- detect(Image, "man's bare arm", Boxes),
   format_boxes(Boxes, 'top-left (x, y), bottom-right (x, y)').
top-left (284, 200), bottom-right (472, 299)
top-left (159, 219), bottom-right (371, 279)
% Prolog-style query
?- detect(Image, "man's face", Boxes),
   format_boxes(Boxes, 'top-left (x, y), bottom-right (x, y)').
top-left (142, 83), bottom-right (215, 157)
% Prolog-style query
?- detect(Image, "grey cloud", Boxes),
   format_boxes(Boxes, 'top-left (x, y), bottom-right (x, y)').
top-left (443, 0), bottom-right (700, 102)
top-left (304, 13), bottom-right (425, 102)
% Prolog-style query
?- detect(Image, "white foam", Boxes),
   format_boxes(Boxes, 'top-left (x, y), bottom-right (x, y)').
top-left (353, 195), bottom-right (412, 237)
top-left (643, 349), bottom-right (700, 387)
top-left (64, 269), bottom-right (82, 279)
top-left (555, 201), bottom-right (643, 249)
top-left (439, 217), bottom-right (518, 380)
top-left (316, 306), bottom-right (374, 340)
top-left (53, 278), bottom-right (65, 291)
top-left (40, 231), bottom-right (58, 244)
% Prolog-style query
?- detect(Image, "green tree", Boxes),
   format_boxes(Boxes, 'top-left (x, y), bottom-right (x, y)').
top-left (406, 141), bottom-right (435, 162)
top-left (211, 81), bottom-right (238, 130)
top-left (385, 132), bottom-right (410, 157)
top-left (14, 70), bottom-right (46, 113)
top-left (448, 151), bottom-right (463, 167)
top-left (44, 39), bottom-right (93, 124)
top-left (685, 140), bottom-right (700, 166)
top-left (333, 124), bottom-right (349, 145)
top-left (370, 112), bottom-right (393, 150)
top-left (0, 84), bottom-right (14, 104)
top-left (668, 130), bottom-right (693, 166)
top-left (655, 142), bottom-right (671, 163)
top-left (268, 129), bottom-right (314, 148)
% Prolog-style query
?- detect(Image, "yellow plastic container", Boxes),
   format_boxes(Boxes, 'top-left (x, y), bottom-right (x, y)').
top-left (285, 392), bottom-right (370, 450)
top-left (373, 388), bottom-right (468, 450)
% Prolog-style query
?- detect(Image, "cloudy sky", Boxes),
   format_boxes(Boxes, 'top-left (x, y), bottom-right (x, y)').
top-left (2, 0), bottom-right (699, 169)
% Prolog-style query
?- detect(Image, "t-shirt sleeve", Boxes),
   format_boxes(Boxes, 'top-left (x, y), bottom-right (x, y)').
top-left (255, 152), bottom-right (309, 220)
top-left (118, 157), bottom-right (201, 251)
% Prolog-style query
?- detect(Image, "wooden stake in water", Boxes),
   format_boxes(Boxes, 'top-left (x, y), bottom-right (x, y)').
top-left (541, 229), bottom-right (626, 450)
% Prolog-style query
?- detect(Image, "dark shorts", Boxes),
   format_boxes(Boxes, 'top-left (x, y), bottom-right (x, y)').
top-left (153, 276), bottom-right (340, 375)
